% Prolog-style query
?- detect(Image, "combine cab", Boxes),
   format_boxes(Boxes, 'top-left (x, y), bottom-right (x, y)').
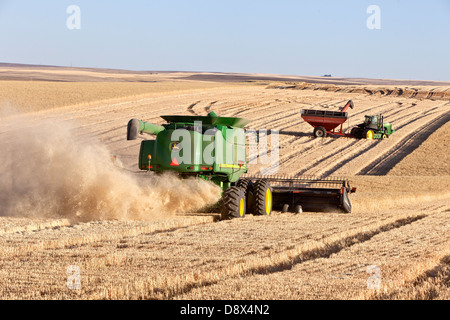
top-left (127, 111), bottom-right (356, 219)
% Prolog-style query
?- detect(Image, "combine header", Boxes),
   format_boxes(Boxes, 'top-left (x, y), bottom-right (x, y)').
top-left (246, 175), bottom-right (354, 214)
top-left (127, 111), bottom-right (355, 219)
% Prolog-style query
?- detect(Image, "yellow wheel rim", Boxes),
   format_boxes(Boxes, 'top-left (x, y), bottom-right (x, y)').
top-left (239, 198), bottom-right (245, 217)
top-left (265, 189), bottom-right (272, 215)
top-left (366, 130), bottom-right (374, 140)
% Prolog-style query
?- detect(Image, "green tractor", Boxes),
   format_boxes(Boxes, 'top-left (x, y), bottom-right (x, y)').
top-left (350, 114), bottom-right (395, 140)
top-left (127, 111), bottom-right (273, 220)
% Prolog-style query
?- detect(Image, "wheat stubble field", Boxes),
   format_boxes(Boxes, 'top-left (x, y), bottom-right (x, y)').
top-left (0, 64), bottom-right (449, 300)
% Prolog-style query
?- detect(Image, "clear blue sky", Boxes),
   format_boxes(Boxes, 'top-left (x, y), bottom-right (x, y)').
top-left (0, 0), bottom-right (449, 81)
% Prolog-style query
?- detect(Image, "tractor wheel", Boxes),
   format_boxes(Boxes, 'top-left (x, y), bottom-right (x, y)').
top-left (221, 186), bottom-right (246, 220)
top-left (350, 127), bottom-right (362, 138)
top-left (313, 126), bottom-right (327, 138)
top-left (236, 178), bottom-right (255, 214)
top-left (363, 129), bottom-right (375, 140)
top-left (382, 134), bottom-right (388, 139)
top-left (253, 180), bottom-right (273, 216)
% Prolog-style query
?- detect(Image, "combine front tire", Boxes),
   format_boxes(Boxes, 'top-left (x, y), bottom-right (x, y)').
top-left (253, 180), bottom-right (273, 216)
top-left (236, 178), bottom-right (255, 214)
top-left (221, 186), bottom-right (246, 220)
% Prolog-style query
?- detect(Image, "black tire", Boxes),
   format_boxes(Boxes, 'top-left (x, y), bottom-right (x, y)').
top-left (294, 205), bottom-right (303, 214)
top-left (313, 126), bottom-right (327, 138)
top-left (350, 127), bottom-right (362, 138)
top-left (253, 180), bottom-right (273, 216)
top-left (221, 186), bottom-right (246, 220)
top-left (236, 178), bottom-right (255, 214)
top-left (282, 204), bottom-right (289, 213)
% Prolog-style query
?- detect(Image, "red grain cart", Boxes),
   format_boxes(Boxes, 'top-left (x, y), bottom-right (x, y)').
top-left (301, 100), bottom-right (354, 138)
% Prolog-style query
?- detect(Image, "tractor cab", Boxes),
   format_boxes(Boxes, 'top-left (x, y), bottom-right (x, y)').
top-left (364, 115), bottom-right (380, 129)
top-left (350, 113), bottom-right (395, 140)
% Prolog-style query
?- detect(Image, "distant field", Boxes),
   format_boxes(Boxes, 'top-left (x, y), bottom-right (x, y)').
top-left (388, 120), bottom-right (450, 176)
top-left (0, 65), bottom-right (448, 300)
top-left (0, 80), bottom-right (250, 113)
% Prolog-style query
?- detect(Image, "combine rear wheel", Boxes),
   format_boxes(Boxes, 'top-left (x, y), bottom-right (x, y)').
top-left (221, 186), bottom-right (246, 220)
top-left (253, 180), bottom-right (273, 216)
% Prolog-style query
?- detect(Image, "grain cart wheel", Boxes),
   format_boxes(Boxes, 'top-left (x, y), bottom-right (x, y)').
top-left (253, 180), bottom-right (273, 216)
top-left (221, 186), bottom-right (246, 220)
top-left (363, 129), bottom-right (375, 140)
top-left (313, 126), bottom-right (327, 138)
top-left (236, 178), bottom-right (255, 214)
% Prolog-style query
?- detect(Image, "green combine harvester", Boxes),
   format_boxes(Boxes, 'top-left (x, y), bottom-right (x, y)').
top-left (127, 111), bottom-right (354, 219)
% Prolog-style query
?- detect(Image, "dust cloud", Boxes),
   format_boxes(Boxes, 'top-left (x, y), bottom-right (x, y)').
top-left (0, 115), bottom-right (222, 222)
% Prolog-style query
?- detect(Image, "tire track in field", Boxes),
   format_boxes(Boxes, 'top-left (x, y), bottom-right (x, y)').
top-left (242, 96), bottom-right (342, 128)
top-left (358, 110), bottom-right (450, 175)
top-left (291, 139), bottom-right (364, 177)
top-left (289, 101), bottom-right (447, 177)
top-left (299, 110), bottom-right (431, 176)
top-left (310, 108), bottom-right (447, 177)
top-left (159, 212), bottom-right (428, 299)
top-left (0, 216), bottom-right (217, 258)
top-left (186, 100), bottom-right (201, 114)
top-left (273, 138), bottom-right (335, 174)
top-left (0, 219), bottom-right (72, 236)
top-left (370, 254), bottom-right (450, 300)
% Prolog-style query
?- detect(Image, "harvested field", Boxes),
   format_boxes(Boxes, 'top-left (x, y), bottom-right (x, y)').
top-left (0, 65), bottom-right (448, 300)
